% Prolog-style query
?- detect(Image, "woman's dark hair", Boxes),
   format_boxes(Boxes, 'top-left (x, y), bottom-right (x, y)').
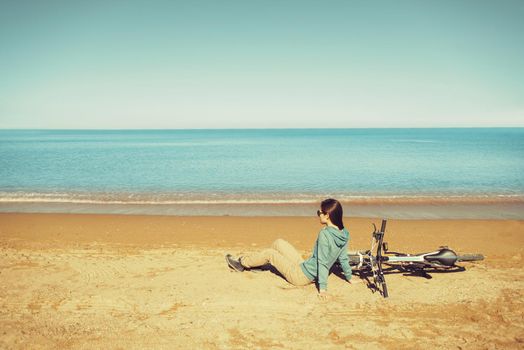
top-left (321, 198), bottom-right (344, 230)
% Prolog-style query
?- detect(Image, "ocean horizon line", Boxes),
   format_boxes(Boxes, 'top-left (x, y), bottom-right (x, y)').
top-left (2, 126), bottom-right (524, 131)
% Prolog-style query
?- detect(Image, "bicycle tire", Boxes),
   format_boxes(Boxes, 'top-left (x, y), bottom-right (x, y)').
top-left (456, 254), bottom-right (484, 262)
top-left (382, 282), bottom-right (389, 298)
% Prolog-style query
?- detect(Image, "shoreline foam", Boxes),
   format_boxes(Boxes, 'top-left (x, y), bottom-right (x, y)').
top-left (2, 190), bottom-right (523, 204)
top-left (1, 193), bottom-right (524, 219)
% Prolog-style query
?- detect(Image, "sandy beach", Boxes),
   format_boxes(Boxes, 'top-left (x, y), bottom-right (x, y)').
top-left (0, 213), bottom-right (523, 349)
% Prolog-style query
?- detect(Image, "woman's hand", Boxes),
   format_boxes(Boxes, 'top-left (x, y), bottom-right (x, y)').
top-left (317, 290), bottom-right (330, 301)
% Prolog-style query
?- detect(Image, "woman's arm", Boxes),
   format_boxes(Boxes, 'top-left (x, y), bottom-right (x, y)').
top-left (337, 245), bottom-right (353, 281)
top-left (316, 230), bottom-right (331, 292)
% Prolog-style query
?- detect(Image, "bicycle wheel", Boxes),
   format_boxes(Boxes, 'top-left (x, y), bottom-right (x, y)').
top-left (381, 281), bottom-right (389, 298)
top-left (456, 254), bottom-right (484, 262)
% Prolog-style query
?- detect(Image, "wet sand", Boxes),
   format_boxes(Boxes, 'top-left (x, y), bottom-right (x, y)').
top-left (0, 213), bottom-right (523, 349)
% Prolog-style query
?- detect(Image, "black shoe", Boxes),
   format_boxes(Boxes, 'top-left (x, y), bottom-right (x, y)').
top-left (225, 254), bottom-right (245, 272)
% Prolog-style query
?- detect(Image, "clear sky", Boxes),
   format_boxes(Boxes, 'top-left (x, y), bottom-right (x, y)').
top-left (1, 0), bottom-right (523, 129)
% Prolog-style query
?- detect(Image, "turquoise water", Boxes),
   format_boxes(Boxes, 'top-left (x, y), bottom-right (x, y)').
top-left (1, 128), bottom-right (523, 218)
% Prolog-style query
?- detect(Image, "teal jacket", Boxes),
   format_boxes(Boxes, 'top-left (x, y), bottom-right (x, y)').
top-left (300, 226), bottom-right (352, 290)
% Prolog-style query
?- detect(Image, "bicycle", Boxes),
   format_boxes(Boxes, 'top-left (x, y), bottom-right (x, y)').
top-left (346, 219), bottom-right (484, 298)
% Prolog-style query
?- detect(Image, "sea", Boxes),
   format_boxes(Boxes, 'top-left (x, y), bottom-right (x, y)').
top-left (1, 128), bottom-right (523, 219)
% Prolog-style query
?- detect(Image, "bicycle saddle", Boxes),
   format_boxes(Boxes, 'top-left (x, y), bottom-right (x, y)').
top-left (423, 248), bottom-right (458, 267)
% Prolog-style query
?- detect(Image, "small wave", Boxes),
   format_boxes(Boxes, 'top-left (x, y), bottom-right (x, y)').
top-left (1, 192), bottom-right (523, 205)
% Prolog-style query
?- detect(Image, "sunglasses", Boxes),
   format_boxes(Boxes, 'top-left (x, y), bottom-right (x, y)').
top-left (317, 210), bottom-right (326, 216)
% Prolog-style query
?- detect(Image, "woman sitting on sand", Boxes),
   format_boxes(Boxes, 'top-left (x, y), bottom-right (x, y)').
top-left (225, 198), bottom-right (355, 299)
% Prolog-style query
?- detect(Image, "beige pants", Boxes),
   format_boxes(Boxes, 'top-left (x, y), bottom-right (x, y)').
top-left (241, 239), bottom-right (313, 286)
